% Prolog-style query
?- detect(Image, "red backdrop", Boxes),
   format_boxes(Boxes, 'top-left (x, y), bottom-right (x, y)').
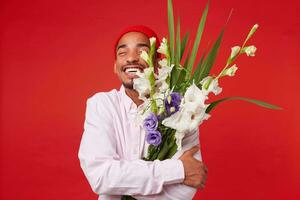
top-left (1, 0), bottom-right (299, 199)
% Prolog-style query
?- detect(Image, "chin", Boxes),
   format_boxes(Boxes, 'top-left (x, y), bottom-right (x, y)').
top-left (122, 82), bottom-right (134, 89)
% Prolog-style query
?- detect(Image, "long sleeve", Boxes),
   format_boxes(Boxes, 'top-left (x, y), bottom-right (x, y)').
top-left (132, 129), bottom-right (202, 200)
top-left (78, 95), bottom-right (184, 196)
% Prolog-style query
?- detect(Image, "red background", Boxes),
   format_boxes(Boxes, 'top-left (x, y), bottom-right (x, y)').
top-left (1, 0), bottom-right (299, 199)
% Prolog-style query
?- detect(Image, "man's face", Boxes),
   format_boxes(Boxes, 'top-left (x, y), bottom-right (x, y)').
top-left (114, 32), bottom-right (150, 89)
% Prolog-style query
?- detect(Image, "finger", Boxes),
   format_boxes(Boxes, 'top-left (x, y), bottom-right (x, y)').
top-left (199, 182), bottom-right (205, 190)
top-left (203, 164), bottom-right (208, 173)
top-left (187, 146), bottom-right (200, 155)
top-left (202, 174), bottom-right (207, 183)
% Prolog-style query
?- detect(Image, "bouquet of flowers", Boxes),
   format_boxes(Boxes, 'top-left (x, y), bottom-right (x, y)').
top-left (122, 0), bottom-right (280, 199)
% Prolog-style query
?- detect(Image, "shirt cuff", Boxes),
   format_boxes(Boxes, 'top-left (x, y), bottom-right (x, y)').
top-left (159, 159), bottom-right (185, 185)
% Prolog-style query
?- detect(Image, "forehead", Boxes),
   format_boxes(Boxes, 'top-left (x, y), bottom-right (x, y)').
top-left (117, 32), bottom-right (150, 48)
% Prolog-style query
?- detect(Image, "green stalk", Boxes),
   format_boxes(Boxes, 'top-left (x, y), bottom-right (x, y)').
top-left (168, 0), bottom-right (175, 63)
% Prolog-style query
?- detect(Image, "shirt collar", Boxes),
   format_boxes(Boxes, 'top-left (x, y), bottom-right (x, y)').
top-left (120, 85), bottom-right (138, 113)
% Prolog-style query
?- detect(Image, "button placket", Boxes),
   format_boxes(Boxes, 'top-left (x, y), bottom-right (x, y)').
top-left (129, 108), bottom-right (140, 158)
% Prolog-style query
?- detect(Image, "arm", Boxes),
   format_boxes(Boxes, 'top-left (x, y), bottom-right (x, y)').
top-left (78, 95), bottom-right (184, 196)
top-left (132, 129), bottom-right (204, 200)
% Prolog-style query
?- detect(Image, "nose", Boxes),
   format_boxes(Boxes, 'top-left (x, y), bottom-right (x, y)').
top-left (126, 50), bottom-right (140, 64)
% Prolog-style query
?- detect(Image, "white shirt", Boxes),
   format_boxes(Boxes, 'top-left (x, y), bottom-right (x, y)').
top-left (78, 85), bottom-right (201, 200)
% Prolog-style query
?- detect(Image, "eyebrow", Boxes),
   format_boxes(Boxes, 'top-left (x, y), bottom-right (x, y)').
top-left (116, 43), bottom-right (150, 51)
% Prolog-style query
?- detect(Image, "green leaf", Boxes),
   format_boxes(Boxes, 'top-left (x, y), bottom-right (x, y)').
top-left (198, 29), bottom-right (224, 83)
top-left (180, 32), bottom-right (189, 62)
top-left (170, 17), bottom-right (182, 88)
top-left (186, 2), bottom-right (209, 79)
top-left (192, 51), bottom-right (206, 82)
top-left (206, 96), bottom-right (282, 113)
top-left (170, 65), bottom-right (181, 88)
top-left (183, 50), bottom-right (190, 68)
top-left (175, 17), bottom-right (181, 66)
top-left (174, 51), bottom-right (190, 91)
top-left (168, 0), bottom-right (175, 63)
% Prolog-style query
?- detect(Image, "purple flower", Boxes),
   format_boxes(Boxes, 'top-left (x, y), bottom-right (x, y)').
top-left (146, 130), bottom-right (162, 146)
top-left (143, 113), bottom-right (158, 131)
top-left (164, 92), bottom-right (182, 115)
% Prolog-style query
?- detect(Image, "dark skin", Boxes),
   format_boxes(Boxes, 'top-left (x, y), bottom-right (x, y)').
top-left (114, 31), bottom-right (208, 189)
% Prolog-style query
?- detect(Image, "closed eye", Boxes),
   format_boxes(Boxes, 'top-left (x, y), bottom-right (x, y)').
top-left (118, 51), bottom-right (126, 56)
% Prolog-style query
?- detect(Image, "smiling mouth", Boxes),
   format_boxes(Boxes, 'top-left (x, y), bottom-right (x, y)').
top-left (123, 65), bottom-right (144, 75)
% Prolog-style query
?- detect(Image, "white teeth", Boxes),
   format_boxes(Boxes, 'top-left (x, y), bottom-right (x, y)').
top-left (125, 68), bottom-right (141, 74)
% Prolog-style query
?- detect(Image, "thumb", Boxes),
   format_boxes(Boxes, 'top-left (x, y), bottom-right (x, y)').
top-left (186, 146), bottom-right (200, 156)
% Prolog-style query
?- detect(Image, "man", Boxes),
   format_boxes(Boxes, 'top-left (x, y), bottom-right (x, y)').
top-left (78, 25), bottom-right (208, 200)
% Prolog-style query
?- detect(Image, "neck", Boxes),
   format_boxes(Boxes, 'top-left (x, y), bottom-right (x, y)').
top-left (124, 87), bottom-right (144, 107)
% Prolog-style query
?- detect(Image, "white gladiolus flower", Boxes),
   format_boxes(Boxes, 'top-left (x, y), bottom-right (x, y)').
top-left (153, 92), bottom-right (166, 115)
top-left (224, 64), bottom-right (238, 77)
top-left (157, 38), bottom-right (168, 55)
top-left (149, 37), bottom-right (156, 46)
top-left (155, 64), bottom-right (174, 93)
top-left (162, 101), bottom-right (210, 150)
top-left (162, 82), bottom-right (211, 149)
top-left (133, 78), bottom-right (151, 101)
top-left (140, 50), bottom-right (150, 63)
top-left (133, 68), bottom-right (153, 101)
top-left (156, 80), bottom-right (169, 93)
top-left (245, 45), bottom-right (257, 56)
top-left (157, 64), bottom-right (173, 80)
top-left (230, 46), bottom-right (241, 59)
top-left (200, 76), bottom-right (222, 96)
top-left (184, 82), bottom-right (206, 107)
top-left (158, 58), bottom-right (168, 67)
top-left (162, 103), bottom-right (209, 134)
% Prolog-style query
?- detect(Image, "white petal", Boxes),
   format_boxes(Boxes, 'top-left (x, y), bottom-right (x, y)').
top-left (158, 58), bottom-right (168, 67)
top-left (140, 50), bottom-right (150, 63)
top-left (224, 64), bottom-right (238, 76)
top-left (157, 38), bottom-right (168, 55)
top-left (200, 76), bottom-right (222, 96)
top-left (149, 37), bottom-right (156, 46)
top-left (230, 46), bottom-right (241, 59)
top-left (184, 82), bottom-right (206, 107)
top-left (133, 76), bottom-right (151, 101)
top-left (245, 45), bottom-right (257, 56)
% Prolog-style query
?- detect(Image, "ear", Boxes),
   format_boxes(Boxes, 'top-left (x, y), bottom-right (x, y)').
top-left (113, 61), bottom-right (117, 74)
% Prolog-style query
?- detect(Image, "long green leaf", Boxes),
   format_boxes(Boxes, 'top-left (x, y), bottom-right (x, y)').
top-left (192, 51), bottom-right (206, 81)
top-left (174, 51), bottom-right (190, 92)
top-left (206, 96), bottom-right (282, 113)
top-left (172, 31), bottom-right (189, 88)
top-left (186, 2), bottom-right (209, 78)
top-left (180, 32), bottom-right (189, 61)
top-left (170, 17), bottom-right (182, 88)
top-left (197, 29), bottom-right (224, 83)
top-left (168, 0), bottom-right (175, 63)
top-left (170, 67), bottom-right (180, 88)
top-left (175, 17), bottom-right (181, 66)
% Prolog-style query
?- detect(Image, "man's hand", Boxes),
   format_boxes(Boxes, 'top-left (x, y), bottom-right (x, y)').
top-left (179, 146), bottom-right (208, 189)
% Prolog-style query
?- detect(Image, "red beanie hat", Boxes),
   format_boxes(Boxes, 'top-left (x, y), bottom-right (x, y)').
top-left (114, 25), bottom-right (160, 58)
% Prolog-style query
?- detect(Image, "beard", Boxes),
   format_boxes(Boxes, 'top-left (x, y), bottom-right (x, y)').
top-left (122, 79), bottom-right (134, 89)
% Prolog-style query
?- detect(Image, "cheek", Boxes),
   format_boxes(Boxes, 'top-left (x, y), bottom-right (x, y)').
top-left (115, 60), bottom-right (124, 71)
